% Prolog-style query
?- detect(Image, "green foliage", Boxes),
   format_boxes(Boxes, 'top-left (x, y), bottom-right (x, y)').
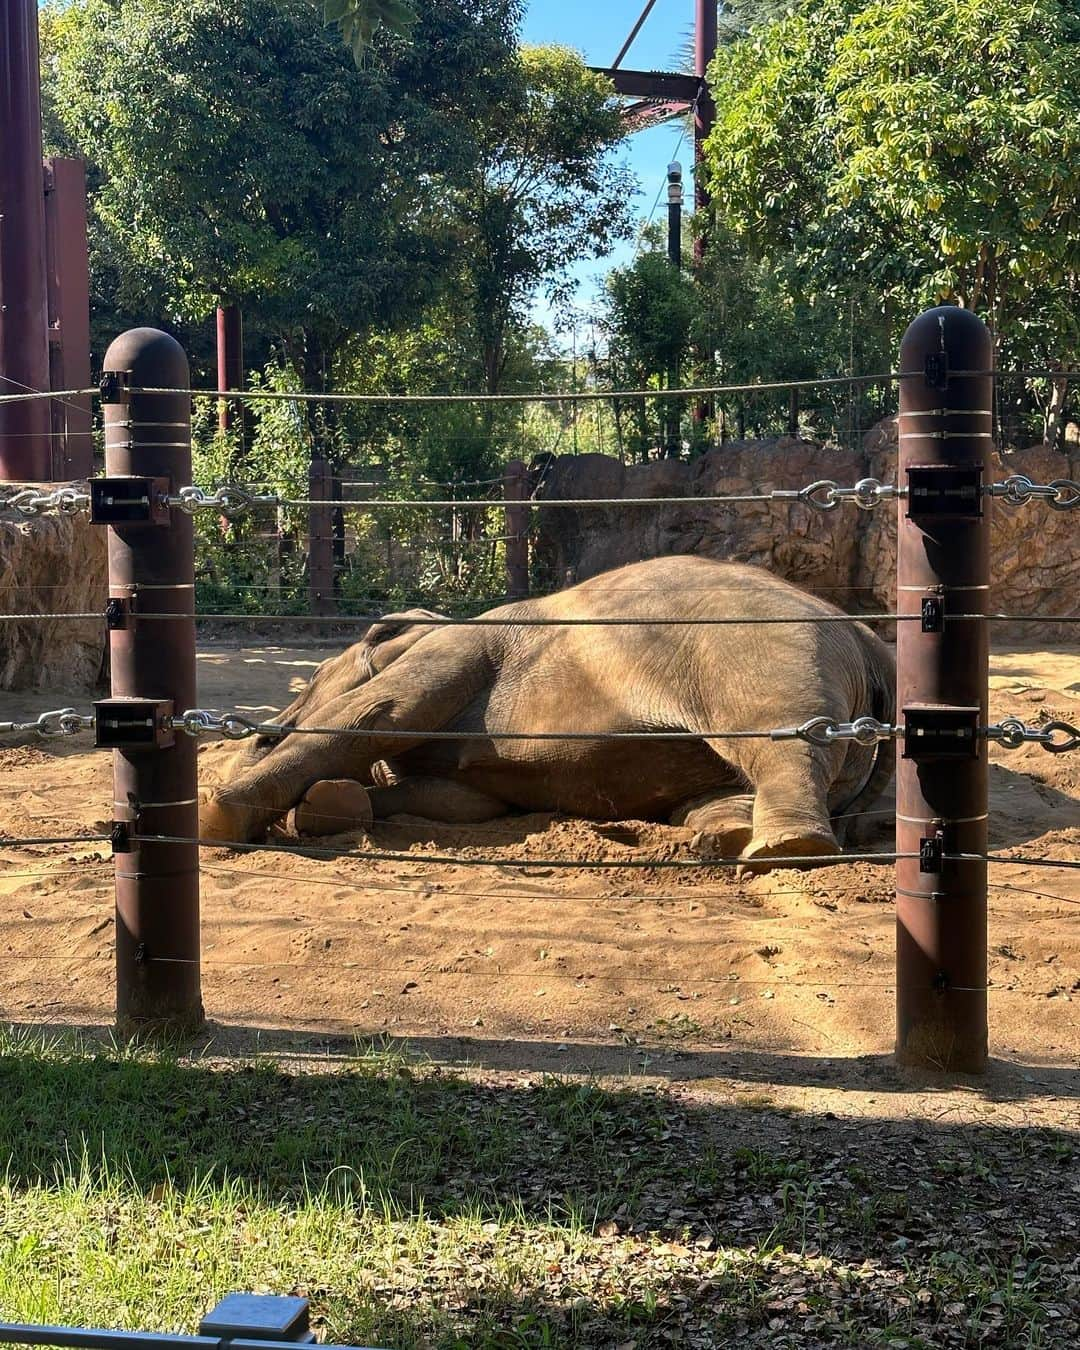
top-left (704, 0), bottom-right (1080, 377)
top-left (324, 0), bottom-right (417, 66)
top-left (457, 45), bottom-right (635, 391)
top-left (44, 0), bottom-right (521, 377)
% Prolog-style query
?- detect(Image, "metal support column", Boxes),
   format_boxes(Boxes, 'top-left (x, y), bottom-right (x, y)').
top-left (503, 458), bottom-right (529, 600)
top-left (307, 456), bottom-right (336, 617)
top-left (0, 0), bottom-right (52, 480)
top-left (895, 305), bottom-right (993, 1072)
top-left (665, 161), bottom-right (684, 458)
top-left (216, 304), bottom-right (244, 440)
top-left (693, 0), bottom-right (717, 217)
top-left (43, 157), bottom-right (93, 479)
top-left (102, 328), bottom-right (204, 1034)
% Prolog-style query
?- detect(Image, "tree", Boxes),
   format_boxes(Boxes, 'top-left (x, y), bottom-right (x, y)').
top-left (454, 46), bottom-right (635, 392)
top-left (704, 0), bottom-right (1080, 436)
top-left (44, 0), bottom-right (522, 386)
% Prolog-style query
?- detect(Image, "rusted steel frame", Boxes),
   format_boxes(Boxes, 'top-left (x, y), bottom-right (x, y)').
top-left (307, 456), bottom-right (336, 616)
top-left (0, 0), bottom-right (51, 480)
top-left (895, 306), bottom-right (993, 1072)
top-left (103, 328), bottom-right (204, 1033)
top-left (694, 0), bottom-right (718, 216)
top-left (503, 459), bottom-right (529, 599)
top-left (612, 0), bottom-right (659, 69)
top-left (43, 157), bottom-right (93, 479)
top-left (215, 304), bottom-right (244, 439)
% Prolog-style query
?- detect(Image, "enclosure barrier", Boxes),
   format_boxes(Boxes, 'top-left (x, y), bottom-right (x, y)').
top-left (0, 310), bottom-right (1078, 1068)
top-left (0, 1293), bottom-right (386, 1350)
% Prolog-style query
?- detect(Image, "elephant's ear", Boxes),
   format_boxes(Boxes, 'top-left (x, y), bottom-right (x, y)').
top-left (364, 609), bottom-right (445, 649)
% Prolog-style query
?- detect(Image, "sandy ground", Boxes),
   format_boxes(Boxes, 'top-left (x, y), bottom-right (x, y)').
top-left (0, 639), bottom-right (1077, 1119)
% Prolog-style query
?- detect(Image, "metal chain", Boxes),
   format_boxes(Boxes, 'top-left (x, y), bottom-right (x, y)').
top-left (779, 478), bottom-right (904, 513)
top-left (989, 475), bottom-right (1080, 510)
top-left (167, 485), bottom-right (280, 516)
top-left (773, 716), bottom-right (899, 746)
top-left (1, 487), bottom-right (91, 517)
top-left (170, 709), bottom-right (263, 740)
top-left (0, 708), bottom-right (95, 738)
top-left (987, 718), bottom-right (1080, 754)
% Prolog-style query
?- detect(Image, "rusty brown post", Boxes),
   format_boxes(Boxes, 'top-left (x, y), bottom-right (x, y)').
top-left (101, 328), bottom-right (204, 1034)
top-left (693, 0), bottom-right (717, 218)
top-left (895, 305), bottom-right (993, 1073)
top-left (0, 0), bottom-right (52, 480)
top-left (503, 459), bottom-right (529, 600)
top-left (308, 456), bottom-right (336, 616)
top-left (787, 387), bottom-right (799, 439)
top-left (43, 157), bottom-right (93, 479)
top-left (215, 304), bottom-right (244, 440)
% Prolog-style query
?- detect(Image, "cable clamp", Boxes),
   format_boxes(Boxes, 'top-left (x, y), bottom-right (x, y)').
top-left (987, 718), bottom-right (1079, 754)
top-left (774, 716), bottom-right (898, 746)
top-left (989, 475), bottom-right (1080, 510)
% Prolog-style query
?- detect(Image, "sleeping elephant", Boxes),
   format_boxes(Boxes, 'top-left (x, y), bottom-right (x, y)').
top-left (200, 555), bottom-right (896, 864)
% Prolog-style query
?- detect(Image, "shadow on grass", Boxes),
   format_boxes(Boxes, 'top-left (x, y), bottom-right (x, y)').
top-left (0, 1025), bottom-right (1076, 1346)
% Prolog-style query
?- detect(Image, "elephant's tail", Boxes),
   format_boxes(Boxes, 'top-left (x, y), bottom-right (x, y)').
top-left (832, 626), bottom-right (896, 823)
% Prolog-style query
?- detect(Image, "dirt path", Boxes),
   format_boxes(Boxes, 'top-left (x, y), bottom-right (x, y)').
top-left (1, 640), bottom-right (1076, 1117)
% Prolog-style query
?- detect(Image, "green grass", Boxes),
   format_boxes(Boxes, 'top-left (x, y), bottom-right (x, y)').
top-left (0, 1029), bottom-right (1075, 1347)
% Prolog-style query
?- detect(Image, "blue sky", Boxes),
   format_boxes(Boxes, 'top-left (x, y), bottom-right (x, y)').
top-left (520, 0), bottom-right (698, 336)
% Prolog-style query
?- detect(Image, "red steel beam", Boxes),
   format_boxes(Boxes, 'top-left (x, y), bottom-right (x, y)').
top-left (0, 0), bottom-right (52, 480)
top-left (592, 68), bottom-right (701, 102)
top-left (43, 157), bottom-right (93, 479)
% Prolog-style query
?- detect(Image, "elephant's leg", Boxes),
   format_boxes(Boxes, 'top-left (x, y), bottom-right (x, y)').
top-left (672, 791), bottom-right (755, 859)
top-left (737, 741), bottom-right (841, 865)
top-left (201, 628), bottom-right (493, 842)
top-left (371, 777), bottom-right (509, 825)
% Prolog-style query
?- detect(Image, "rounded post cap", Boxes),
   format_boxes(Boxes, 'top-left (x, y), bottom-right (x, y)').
top-left (103, 327), bottom-right (189, 389)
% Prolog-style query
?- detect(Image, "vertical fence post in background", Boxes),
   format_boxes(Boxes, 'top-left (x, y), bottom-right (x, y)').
top-left (101, 328), bottom-right (204, 1034)
top-left (0, 0), bottom-right (52, 481)
top-left (215, 304), bottom-right (244, 441)
top-left (787, 387), bottom-right (799, 439)
top-left (503, 458), bottom-right (530, 600)
top-left (895, 305), bottom-right (993, 1073)
top-left (307, 456), bottom-right (336, 617)
top-left (43, 157), bottom-right (93, 479)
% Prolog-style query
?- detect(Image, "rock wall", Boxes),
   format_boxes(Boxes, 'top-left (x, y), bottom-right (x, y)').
top-left (529, 420), bottom-right (1080, 641)
top-left (0, 494), bottom-right (107, 691)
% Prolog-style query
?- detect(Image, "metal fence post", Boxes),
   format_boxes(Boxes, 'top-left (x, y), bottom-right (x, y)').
top-left (895, 305), bottom-right (993, 1072)
top-left (503, 459), bottom-right (529, 600)
top-left (102, 328), bottom-right (204, 1034)
top-left (0, 0), bottom-right (52, 481)
top-left (307, 456), bottom-right (336, 616)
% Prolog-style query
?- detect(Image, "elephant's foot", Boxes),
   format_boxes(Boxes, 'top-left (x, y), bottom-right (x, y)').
top-left (739, 827), bottom-right (840, 871)
top-left (679, 792), bottom-right (754, 859)
top-left (690, 820), bottom-right (754, 859)
top-left (292, 779), bottom-right (373, 837)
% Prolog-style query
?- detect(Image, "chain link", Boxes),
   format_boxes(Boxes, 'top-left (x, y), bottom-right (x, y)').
top-left (773, 716), bottom-right (899, 746)
top-left (0, 708), bottom-right (95, 738)
top-left (987, 718), bottom-right (1080, 754)
top-left (772, 478), bottom-right (904, 513)
top-left (166, 486), bottom-right (280, 516)
top-left (169, 709), bottom-right (267, 740)
top-left (1, 487), bottom-right (91, 517)
top-left (989, 475), bottom-right (1080, 510)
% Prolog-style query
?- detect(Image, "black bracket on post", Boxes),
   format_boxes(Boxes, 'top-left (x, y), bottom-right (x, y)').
top-left (99, 369), bottom-right (132, 404)
top-left (104, 597), bottom-right (130, 630)
top-left (919, 830), bottom-right (944, 873)
top-left (94, 698), bottom-right (175, 751)
top-left (920, 595), bottom-right (945, 633)
top-left (90, 476), bottom-right (171, 527)
top-left (906, 463), bottom-right (983, 519)
top-left (902, 704), bottom-right (981, 760)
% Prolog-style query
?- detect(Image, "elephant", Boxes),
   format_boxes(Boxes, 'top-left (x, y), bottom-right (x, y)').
top-left (200, 555), bottom-right (896, 864)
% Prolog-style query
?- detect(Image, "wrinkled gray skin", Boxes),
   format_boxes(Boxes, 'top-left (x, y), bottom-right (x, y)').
top-left (202, 556), bottom-right (895, 863)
